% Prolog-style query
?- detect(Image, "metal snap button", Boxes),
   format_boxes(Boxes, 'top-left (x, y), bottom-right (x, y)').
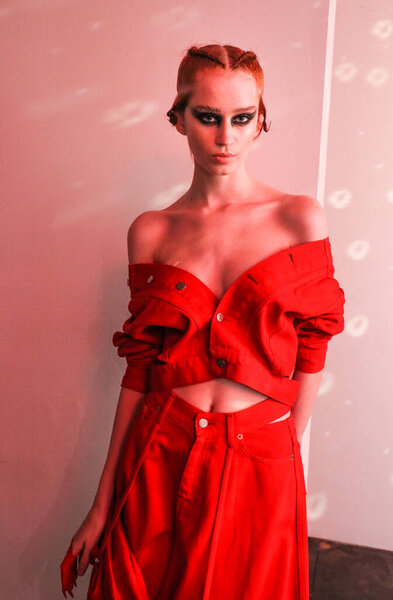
top-left (147, 275), bottom-right (154, 283)
top-left (237, 433), bottom-right (243, 439)
top-left (198, 418), bottom-right (208, 428)
top-left (176, 281), bottom-right (187, 290)
top-left (216, 358), bottom-right (226, 368)
top-left (93, 557), bottom-right (100, 564)
top-left (216, 312), bottom-right (224, 321)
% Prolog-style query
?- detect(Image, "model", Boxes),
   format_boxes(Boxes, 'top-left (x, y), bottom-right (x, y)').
top-left (61, 43), bottom-right (346, 599)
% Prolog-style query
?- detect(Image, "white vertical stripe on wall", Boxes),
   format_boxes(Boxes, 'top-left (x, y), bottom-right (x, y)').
top-left (317, 0), bottom-right (337, 206)
top-left (301, 0), bottom-right (337, 497)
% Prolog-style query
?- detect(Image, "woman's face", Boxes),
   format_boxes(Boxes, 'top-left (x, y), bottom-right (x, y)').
top-left (177, 68), bottom-right (263, 172)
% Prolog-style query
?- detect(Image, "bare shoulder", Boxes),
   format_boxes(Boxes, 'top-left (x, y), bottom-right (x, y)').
top-left (281, 194), bottom-right (329, 242)
top-left (127, 210), bottom-right (168, 264)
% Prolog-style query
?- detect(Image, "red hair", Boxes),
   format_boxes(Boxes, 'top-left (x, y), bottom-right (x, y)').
top-left (167, 44), bottom-right (271, 137)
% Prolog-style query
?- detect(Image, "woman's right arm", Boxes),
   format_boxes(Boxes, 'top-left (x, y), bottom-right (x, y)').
top-left (70, 386), bottom-right (145, 575)
top-left (68, 210), bottom-right (166, 577)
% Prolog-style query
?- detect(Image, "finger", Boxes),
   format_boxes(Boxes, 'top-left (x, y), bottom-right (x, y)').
top-left (60, 547), bottom-right (79, 597)
top-left (78, 544), bottom-right (92, 576)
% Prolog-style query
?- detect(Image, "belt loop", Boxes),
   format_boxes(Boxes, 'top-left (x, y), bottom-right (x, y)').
top-left (226, 414), bottom-right (234, 448)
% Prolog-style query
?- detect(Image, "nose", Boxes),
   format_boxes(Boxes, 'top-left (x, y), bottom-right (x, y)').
top-left (215, 118), bottom-right (235, 148)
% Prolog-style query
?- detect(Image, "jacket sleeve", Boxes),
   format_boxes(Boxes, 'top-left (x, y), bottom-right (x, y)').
top-left (112, 293), bottom-right (164, 393)
top-left (292, 273), bottom-right (345, 373)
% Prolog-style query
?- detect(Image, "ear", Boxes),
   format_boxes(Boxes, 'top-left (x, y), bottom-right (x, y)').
top-left (175, 111), bottom-right (187, 136)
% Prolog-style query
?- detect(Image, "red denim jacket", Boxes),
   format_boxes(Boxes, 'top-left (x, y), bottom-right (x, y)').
top-left (112, 236), bottom-right (345, 408)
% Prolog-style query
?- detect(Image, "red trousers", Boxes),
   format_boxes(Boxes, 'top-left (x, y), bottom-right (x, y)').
top-left (87, 389), bottom-right (309, 599)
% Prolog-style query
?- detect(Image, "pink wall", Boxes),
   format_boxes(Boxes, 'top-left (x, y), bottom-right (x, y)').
top-left (307, 0), bottom-right (393, 550)
top-left (3, 1), bottom-right (390, 598)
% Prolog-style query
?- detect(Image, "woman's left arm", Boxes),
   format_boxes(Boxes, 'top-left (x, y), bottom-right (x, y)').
top-left (288, 195), bottom-right (345, 442)
top-left (288, 196), bottom-right (334, 442)
top-left (290, 368), bottom-right (324, 442)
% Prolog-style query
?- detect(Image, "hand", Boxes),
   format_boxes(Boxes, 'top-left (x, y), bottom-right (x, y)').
top-left (60, 545), bottom-right (78, 598)
top-left (69, 506), bottom-right (106, 576)
top-left (61, 506), bottom-right (106, 597)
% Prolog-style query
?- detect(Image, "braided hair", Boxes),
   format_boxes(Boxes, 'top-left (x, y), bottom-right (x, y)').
top-left (166, 44), bottom-right (270, 136)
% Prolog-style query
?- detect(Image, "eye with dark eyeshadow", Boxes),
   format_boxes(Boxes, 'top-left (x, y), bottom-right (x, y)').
top-left (193, 111), bottom-right (256, 126)
top-left (235, 113), bottom-right (255, 124)
top-left (197, 113), bottom-right (217, 125)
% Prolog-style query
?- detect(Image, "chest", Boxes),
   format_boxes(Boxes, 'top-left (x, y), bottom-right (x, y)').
top-left (155, 211), bottom-right (299, 300)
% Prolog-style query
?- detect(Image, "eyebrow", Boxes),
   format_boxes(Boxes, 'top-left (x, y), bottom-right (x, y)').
top-left (192, 104), bottom-right (256, 113)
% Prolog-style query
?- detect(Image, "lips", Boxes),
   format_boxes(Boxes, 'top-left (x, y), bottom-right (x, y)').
top-left (211, 154), bottom-right (236, 162)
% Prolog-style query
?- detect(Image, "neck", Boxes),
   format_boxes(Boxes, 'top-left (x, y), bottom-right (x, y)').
top-left (186, 162), bottom-right (258, 212)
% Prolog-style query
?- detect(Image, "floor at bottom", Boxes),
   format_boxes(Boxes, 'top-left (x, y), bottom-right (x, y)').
top-left (308, 536), bottom-right (393, 599)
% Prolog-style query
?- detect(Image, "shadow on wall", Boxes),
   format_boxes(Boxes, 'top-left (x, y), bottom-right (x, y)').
top-left (18, 264), bottom-right (126, 599)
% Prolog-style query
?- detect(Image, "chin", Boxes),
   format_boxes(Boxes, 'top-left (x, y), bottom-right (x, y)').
top-left (196, 156), bottom-right (237, 173)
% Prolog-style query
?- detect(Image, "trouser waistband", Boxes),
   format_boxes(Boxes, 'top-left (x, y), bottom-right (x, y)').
top-left (145, 389), bottom-right (293, 448)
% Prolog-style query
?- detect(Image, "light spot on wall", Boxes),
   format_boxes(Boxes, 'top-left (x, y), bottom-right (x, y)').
top-left (26, 88), bottom-right (99, 118)
top-left (328, 189), bottom-right (352, 208)
top-left (306, 492), bottom-right (328, 521)
top-left (101, 101), bottom-right (158, 128)
top-left (346, 239), bottom-right (370, 260)
top-left (91, 21), bottom-right (103, 31)
top-left (334, 62), bottom-right (358, 82)
top-left (52, 199), bottom-right (112, 228)
top-left (365, 67), bottom-right (389, 87)
top-left (346, 315), bottom-right (368, 337)
top-left (371, 20), bottom-right (393, 41)
top-left (387, 190), bottom-right (393, 203)
top-left (318, 371), bottom-right (335, 396)
top-left (152, 182), bottom-right (190, 209)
